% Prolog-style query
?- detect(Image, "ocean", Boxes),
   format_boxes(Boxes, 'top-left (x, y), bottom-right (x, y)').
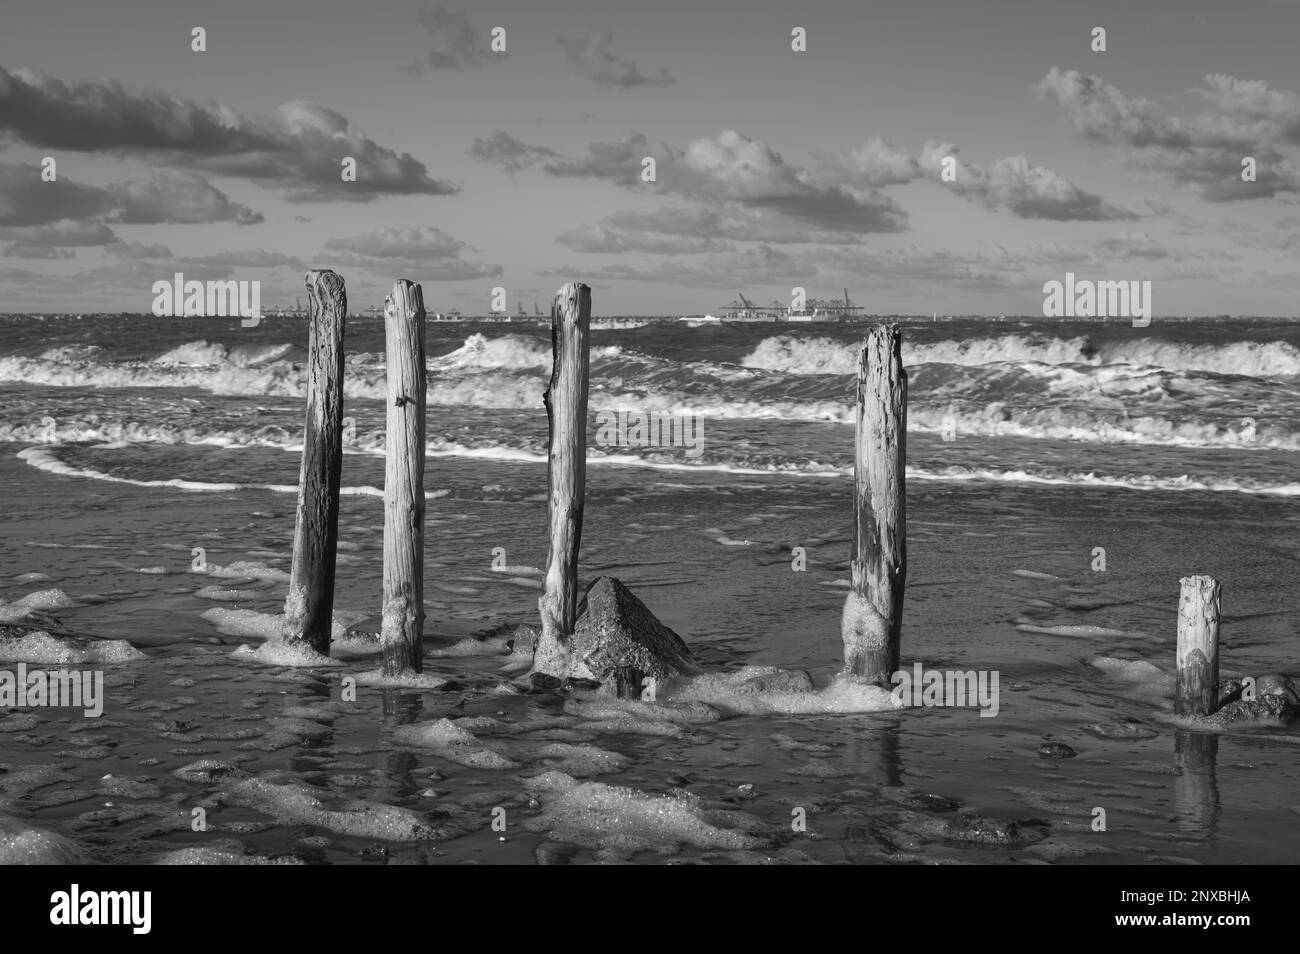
top-left (0, 312), bottom-right (1297, 864)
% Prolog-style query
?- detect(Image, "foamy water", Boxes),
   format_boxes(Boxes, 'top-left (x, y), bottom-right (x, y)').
top-left (0, 313), bottom-right (1297, 864)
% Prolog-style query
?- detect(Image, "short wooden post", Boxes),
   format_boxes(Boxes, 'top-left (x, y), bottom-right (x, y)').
top-left (841, 325), bottom-right (907, 684)
top-left (381, 280), bottom-right (427, 676)
top-left (534, 282), bottom-right (591, 675)
top-left (1176, 575), bottom-right (1221, 717)
top-left (284, 269), bottom-right (347, 654)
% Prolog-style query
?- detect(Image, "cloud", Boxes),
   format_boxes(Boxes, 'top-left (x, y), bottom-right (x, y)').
top-left (602, 205), bottom-right (866, 245)
top-left (107, 239), bottom-right (172, 259)
top-left (558, 31), bottom-right (674, 89)
top-left (547, 129), bottom-right (908, 234)
top-left (917, 142), bottom-right (1136, 220)
top-left (409, 5), bottom-right (500, 70)
top-left (0, 219), bottom-right (115, 256)
top-left (813, 137), bottom-right (919, 187)
top-left (1197, 74), bottom-right (1300, 142)
top-left (0, 161), bottom-right (264, 238)
top-left (560, 206), bottom-right (868, 253)
top-left (176, 249), bottom-right (305, 270)
top-left (323, 225), bottom-right (470, 259)
top-left (1037, 67), bottom-right (1300, 201)
top-left (106, 171), bottom-right (262, 224)
top-left (0, 162), bottom-right (112, 225)
top-left (555, 224), bottom-right (731, 254)
top-left (468, 130), bottom-right (562, 173)
top-left (813, 245), bottom-right (1025, 292)
top-left (0, 66), bottom-right (456, 201)
top-left (320, 225), bottom-right (502, 281)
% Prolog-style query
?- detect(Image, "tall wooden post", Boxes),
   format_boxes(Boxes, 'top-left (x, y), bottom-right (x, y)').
top-left (534, 282), bottom-right (591, 676)
top-left (1176, 575), bottom-right (1221, 717)
top-left (284, 269), bottom-right (347, 654)
top-left (381, 280), bottom-right (427, 675)
top-left (841, 325), bottom-right (907, 684)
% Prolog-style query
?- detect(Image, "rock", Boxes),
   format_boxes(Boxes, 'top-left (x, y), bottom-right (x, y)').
top-left (540, 577), bottom-right (698, 699)
top-left (943, 813), bottom-right (1048, 848)
top-left (902, 792), bottom-right (959, 813)
top-left (1207, 693), bottom-right (1293, 728)
top-left (736, 783), bottom-right (757, 799)
top-left (528, 672), bottom-right (565, 694)
top-left (1254, 674), bottom-right (1300, 706)
top-left (172, 759), bottom-right (245, 784)
top-left (1037, 742), bottom-right (1077, 759)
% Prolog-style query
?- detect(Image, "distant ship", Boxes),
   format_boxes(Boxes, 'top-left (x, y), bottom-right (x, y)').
top-left (717, 289), bottom-right (863, 321)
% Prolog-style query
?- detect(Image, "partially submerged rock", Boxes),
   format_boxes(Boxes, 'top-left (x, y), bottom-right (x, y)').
top-left (1204, 672), bottom-right (1298, 728)
top-left (1037, 742), bottom-right (1077, 759)
top-left (531, 577), bottom-right (698, 698)
top-left (943, 813), bottom-right (1048, 848)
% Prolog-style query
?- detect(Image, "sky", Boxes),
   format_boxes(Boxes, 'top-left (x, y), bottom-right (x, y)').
top-left (1, 0), bottom-right (1298, 316)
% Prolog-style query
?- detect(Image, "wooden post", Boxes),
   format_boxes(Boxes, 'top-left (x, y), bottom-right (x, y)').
top-left (534, 282), bottom-right (591, 676)
top-left (1176, 575), bottom-right (1221, 717)
top-left (283, 269), bottom-right (347, 654)
top-left (841, 325), bottom-right (907, 684)
top-left (381, 280), bottom-right (427, 675)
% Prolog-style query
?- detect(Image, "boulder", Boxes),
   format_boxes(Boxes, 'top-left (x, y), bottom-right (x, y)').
top-left (1204, 672), bottom-right (1299, 727)
top-left (535, 576), bottom-right (698, 698)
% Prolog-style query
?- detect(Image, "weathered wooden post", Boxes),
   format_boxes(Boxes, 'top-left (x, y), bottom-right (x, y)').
top-left (534, 282), bottom-right (591, 676)
top-left (283, 269), bottom-right (347, 654)
top-left (381, 280), bottom-right (427, 675)
top-left (841, 324), bottom-right (907, 684)
top-left (1176, 575), bottom-right (1221, 717)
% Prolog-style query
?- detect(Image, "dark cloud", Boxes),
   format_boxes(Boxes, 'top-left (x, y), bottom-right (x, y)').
top-left (0, 220), bottom-right (115, 257)
top-left (0, 162), bottom-right (112, 225)
top-left (558, 31), bottom-right (674, 89)
top-left (0, 66), bottom-right (456, 201)
top-left (106, 171), bottom-right (262, 224)
top-left (0, 162), bottom-right (263, 238)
